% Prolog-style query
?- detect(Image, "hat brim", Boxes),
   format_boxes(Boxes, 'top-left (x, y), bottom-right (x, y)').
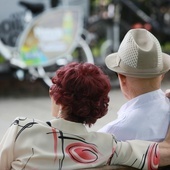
top-left (105, 52), bottom-right (170, 78)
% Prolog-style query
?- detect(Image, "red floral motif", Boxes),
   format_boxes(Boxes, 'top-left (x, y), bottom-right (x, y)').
top-left (147, 143), bottom-right (160, 170)
top-left (52, 128), bottom-right (58, 162)
top-left (66, 142), bottom-right (101, 164)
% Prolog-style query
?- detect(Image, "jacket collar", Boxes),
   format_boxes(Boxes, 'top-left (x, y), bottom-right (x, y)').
top-left (50, 118), bottom-right (88, 134)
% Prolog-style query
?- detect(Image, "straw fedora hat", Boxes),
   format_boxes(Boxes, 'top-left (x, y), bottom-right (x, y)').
top-left (105, 28), bottom-right (170, 78)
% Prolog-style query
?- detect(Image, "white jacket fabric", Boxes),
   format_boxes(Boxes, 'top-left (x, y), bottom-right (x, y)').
top-left (99, 89), bottom-right (170, 142)
top-left (0, 117), bottom-right (159, 170)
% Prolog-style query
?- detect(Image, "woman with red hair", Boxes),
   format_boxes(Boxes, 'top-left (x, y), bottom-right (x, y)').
top-left (1, 62), bottom-right (170, 170)
top-left (49, 62), bottom-right (110, 127)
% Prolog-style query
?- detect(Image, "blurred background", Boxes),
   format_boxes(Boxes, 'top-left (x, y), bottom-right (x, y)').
top-left (1, 0), bottom-right (170, 96)
top-left (1, 0), bottom-right (170, 95)
top-left (0, 0), bottom-right (170, 138)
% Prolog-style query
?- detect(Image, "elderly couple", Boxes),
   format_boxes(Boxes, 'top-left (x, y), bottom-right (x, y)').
top-left (1, 28), bottom-right (170, 170)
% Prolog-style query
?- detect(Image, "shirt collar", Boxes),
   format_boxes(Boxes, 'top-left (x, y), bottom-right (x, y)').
top-left (118, 89), bottom-right (163, 115)
top-left (50, 118), bottom-right (88, 134)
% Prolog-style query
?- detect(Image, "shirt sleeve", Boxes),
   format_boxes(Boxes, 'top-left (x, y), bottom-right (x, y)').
top-left (0, 118), bottom-right (19, 170)
top-left (109, 138), bottom-right (159, 170)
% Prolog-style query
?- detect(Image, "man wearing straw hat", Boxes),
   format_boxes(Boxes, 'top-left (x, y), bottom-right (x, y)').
top-left (99, 28), bottom-right (170, 142)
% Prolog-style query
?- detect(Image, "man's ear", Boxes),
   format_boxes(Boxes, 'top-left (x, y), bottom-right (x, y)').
top-left (161, 74), bottom-right (165, 80)
top-left (118, 74), bottom-right (126, 85)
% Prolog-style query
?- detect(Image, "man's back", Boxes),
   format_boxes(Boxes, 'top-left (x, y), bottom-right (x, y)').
top-left (99, 89), bottom-right (170, 141)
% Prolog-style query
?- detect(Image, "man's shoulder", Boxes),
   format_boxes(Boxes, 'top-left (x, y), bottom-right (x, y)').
top-left (98, 118), bottom-right (124, 133)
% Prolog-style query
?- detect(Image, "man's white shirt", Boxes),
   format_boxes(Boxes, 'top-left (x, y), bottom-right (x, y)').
top-left (99, 89), bottom-right (170, 142)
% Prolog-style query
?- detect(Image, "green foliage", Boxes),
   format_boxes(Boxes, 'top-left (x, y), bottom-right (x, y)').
top-left (0, 56), bottom-right (5, 63)
top-left (162, 42), bottom-right (170, 53)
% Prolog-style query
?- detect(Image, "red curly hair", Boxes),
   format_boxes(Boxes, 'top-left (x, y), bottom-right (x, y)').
top-left (49, 62), bottom-right (111, 127)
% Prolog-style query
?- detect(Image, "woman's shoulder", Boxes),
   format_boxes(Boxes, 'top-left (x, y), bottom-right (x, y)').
top-left (9, 117), bottom-right (54, 140)
top-left (11, 117), bottom-right (50, 129)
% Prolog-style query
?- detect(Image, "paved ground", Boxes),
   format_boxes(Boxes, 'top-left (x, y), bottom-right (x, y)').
top-left (0, 79), bottom-right (170, 140)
